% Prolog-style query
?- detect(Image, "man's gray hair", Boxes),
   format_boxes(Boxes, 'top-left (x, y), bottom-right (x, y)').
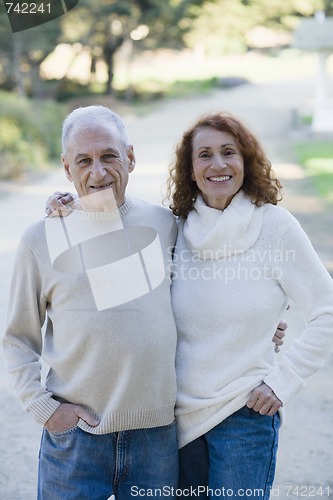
top-left (62, 105), bottom-right (129, 154)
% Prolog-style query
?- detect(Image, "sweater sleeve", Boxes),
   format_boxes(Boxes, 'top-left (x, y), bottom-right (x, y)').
top-left (2, 237), bottom-right (60, 425)
top-left (264, 213), bottom-right (333, 403)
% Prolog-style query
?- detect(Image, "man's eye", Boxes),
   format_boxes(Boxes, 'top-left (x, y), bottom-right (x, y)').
top-left (78, 158), bottom-right (90, 165)
top-left (103, 154), bottom-right (117, 161)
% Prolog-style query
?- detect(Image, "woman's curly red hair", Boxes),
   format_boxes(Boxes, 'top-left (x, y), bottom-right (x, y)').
top-left (166, 112), bottom-right (282, 218)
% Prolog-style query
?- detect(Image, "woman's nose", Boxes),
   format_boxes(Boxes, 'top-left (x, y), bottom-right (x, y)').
top-left (212, 155), bottom-right (227, 169)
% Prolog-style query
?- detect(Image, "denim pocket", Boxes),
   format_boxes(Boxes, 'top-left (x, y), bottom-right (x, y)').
top-left (46, 425), bottom-right (79, 438)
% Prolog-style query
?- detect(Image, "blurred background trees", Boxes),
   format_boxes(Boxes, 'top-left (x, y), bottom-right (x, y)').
top-left (0, 0), bottom-right (211, 97)
top-left (1, 0), bottom-right (331, 99)
top-left (0, 0), bottom-right (332, 179)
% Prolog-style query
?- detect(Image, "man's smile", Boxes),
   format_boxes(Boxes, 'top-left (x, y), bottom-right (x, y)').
top-left (89, 182), bottom-right (114, 190)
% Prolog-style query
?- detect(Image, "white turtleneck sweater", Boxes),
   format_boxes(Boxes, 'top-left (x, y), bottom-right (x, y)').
top-left (3, 197), bottom-right (178, 433)
top-left (172, 191), bottom-right (333, 448)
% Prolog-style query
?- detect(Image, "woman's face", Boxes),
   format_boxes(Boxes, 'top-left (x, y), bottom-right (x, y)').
top-left (191, 127), bottom-right (244, 211)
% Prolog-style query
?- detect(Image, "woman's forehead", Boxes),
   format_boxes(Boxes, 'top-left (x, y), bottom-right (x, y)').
top-left (192, 127), bottom-right (237, 147)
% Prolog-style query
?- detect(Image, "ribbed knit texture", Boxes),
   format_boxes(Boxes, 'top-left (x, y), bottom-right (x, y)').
top-left (172, 193), bottom-right (333, 448)
top-left (3, 197), bottom-right (178, 432)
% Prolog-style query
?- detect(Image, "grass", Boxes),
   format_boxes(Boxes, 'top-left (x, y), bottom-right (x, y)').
top-left (113, 49), bottom-right (333, 91)
top-left (294, 142), bottom-right (333, 202)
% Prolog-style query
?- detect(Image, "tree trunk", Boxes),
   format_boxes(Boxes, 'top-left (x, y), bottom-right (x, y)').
top-left (90, 55), bottom-right (97, 84)
top-left (30, 62), bottom-right (44, 98)
top-left (13, 33), bottom-right (25, 96)
top-left (105, 51), bottom-right (114, 95)
top-left (103, 36), bottom-right (125, 95)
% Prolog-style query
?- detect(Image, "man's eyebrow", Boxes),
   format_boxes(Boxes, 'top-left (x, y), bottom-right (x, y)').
top-left (74, 148), bottom-right (119, 161)
top-left (74, 153), bottom-right (89, 161)
top-left (101, 147), bottom-right (119, 155)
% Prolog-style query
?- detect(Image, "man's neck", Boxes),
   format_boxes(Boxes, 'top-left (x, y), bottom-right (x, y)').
top-left (74, 190), bottom-right (123, 212)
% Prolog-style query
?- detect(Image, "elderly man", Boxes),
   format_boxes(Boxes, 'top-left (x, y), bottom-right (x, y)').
top-left (3, 106), bottom-right (178, 499)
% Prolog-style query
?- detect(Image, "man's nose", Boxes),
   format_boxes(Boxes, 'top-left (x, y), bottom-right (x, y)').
top-left (90, 160), bottom-right (106, 179)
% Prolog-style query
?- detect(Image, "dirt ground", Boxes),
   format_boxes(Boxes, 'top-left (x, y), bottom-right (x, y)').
top-left (0, 80), bottom-right (332, 499)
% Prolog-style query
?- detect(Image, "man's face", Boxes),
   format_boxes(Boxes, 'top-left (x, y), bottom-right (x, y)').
top-left (62, 123), bottom-right (135, 209)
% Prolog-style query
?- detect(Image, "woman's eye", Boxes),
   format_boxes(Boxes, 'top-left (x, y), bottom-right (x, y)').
top-left (224, 149), bottom-right (235, 156)
top-left (199, 152), bottom-right (210, 158)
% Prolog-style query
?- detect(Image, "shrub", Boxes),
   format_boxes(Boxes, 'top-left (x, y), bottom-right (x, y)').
top-left (0, 91), bottom-right (66, 179)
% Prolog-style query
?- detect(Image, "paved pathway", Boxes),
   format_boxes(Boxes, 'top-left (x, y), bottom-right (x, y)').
top-left (0, 80), bottom-right (332, 498)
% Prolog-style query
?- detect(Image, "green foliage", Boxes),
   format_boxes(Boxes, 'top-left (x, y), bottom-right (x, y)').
top-left (0, 13), bottom-right (63, 95)
top-left (185, 0), bottom-right (250, 55)
top-left (250, 0), bottom-right (324, 30)
top-left (1, 0), bottom-right (331, 96)
top-left (322, 0), bottom-right (333, 15)
top-left (60, 0), bottom-right (210, 93)
top-left (185, 0), bottom-right (325, 55)
top-left (294, 140), bottom-right (333, 201)
top-left (296, 140), bottom-right (333, 163)
top-left (0, 91), bottom-right (66, 178)
top-left (119, 76), bottom-right (218, 101)
top-left (163, 76), bottom-right (219, 97)
top-left (0, 0), bottom-right (211, 96)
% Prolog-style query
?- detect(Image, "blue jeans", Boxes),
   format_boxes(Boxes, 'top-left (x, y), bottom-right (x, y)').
top-left (179, 406), bottom-right (280, 499)
top-left (38, 422), bottom-right (178, 499)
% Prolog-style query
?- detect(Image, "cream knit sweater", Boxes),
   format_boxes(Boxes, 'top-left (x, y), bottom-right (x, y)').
top-left (3, 197), bottom-right (178, 433)
top-left (172, 191), bottom-right (333, 448)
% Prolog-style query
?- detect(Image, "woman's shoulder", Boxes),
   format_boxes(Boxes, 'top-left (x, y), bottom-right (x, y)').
top-left (261, 203), bottom-right (301, 238)
top-left (263, 203), bottom-right (298, 225)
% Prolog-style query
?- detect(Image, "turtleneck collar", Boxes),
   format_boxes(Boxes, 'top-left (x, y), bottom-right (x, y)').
top-left (183, 190), bottom-right (264, 259)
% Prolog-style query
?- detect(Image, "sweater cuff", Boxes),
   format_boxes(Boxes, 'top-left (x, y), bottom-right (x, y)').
top-left (264, 360), bottom-right (306, 404)
top-left (28, 396), bottom-right (61, 426)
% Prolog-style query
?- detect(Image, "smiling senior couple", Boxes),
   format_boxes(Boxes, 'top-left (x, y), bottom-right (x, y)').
top-left (3, 105), bottom-right (333, 500)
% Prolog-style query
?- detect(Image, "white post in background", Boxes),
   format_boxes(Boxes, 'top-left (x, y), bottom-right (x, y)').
top-left (315, 51), bottom-right (329, 107)
top-left (312, 11), bottom-right (333, 133)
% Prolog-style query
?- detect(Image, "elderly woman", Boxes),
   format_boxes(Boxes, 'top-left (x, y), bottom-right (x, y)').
top-left (167, 112), bottom-right (333, 499)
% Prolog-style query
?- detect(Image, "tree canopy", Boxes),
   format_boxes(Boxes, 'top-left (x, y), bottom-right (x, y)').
top-left (0, 0), bottom-right (331, 97)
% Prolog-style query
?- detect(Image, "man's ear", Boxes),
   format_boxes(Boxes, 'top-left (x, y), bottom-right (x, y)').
top-left (127, 145), bottom-right (136, 173)
top-left (62, 154), bottom-right (72, 182)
